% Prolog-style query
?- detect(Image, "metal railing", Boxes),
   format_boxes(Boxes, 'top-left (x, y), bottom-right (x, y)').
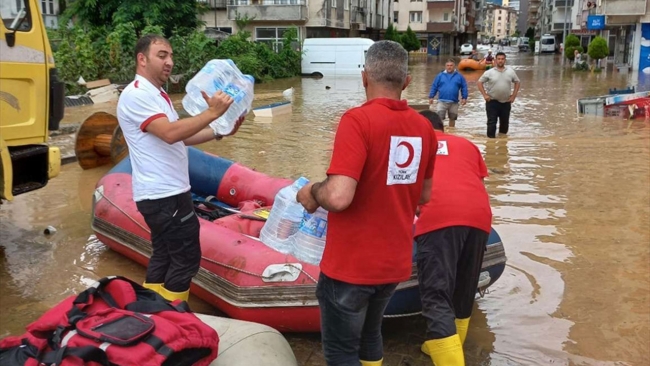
top-left (227, 0), bottom-right (306, 5)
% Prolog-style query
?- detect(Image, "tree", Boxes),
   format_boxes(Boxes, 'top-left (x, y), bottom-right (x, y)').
top-left (588, 36), bottom-right (609, 68)
top-left (384, 24), bottom-right (400, 43)
top-left (564, 34), bottom-right (583, 61)
top-left (525, 27), bottom-right (535, 39)
top-left (401, 26), bottom-right (421, 52)
top-left (61, 0), bottom-right (207, 37)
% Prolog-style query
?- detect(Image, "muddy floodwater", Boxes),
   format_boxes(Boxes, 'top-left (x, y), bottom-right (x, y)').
top-left (1, 52), bottom-right (648, 365)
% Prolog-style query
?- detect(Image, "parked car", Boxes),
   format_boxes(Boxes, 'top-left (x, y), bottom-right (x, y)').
top-left (460, 43), bottom-right (473, 55)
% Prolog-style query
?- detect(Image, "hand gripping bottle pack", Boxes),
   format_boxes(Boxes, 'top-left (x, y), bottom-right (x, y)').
top-left (182, 59), bottom-right (255, 135)
top-left (259, 177), bottom-right (310, 254)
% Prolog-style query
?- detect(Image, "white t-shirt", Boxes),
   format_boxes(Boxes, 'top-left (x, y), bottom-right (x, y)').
top-left (478, 66), bottom-right (520, 103)
top-left (117, 74), bottom-right (190, 202)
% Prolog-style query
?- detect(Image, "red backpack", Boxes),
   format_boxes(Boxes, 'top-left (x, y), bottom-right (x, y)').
top-left (0, 276), bottom-right (219, 366)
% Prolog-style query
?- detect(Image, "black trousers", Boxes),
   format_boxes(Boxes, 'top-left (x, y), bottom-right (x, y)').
top-left (486, 100), bottom-right (511, 138)
top-left (135, 191), bottom-right (201, 292)
top-left (415, 226), bottom-right (489, 339)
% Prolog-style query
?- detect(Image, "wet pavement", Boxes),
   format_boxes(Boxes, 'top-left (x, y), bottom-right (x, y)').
top-left (1, 50), bottom-right (649, 365)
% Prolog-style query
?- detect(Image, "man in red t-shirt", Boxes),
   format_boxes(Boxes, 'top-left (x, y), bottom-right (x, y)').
top-left (414, 110), bottom-right (493, 365)
top-left (296, 40), bottom-right (437, 366)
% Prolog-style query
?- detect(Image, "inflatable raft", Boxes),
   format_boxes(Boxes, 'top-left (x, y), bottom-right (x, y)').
top-left (458, 58), bottom-right (487, 71)
top-left (91, 147), bottom-right (507, 332)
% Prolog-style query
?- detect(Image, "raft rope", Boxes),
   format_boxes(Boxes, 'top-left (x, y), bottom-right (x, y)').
top-left (95, 189), bottom-right (318, 283)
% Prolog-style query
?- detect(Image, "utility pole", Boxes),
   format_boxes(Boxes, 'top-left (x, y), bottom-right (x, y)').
top-left (562, 0), bottom-right (570, 55)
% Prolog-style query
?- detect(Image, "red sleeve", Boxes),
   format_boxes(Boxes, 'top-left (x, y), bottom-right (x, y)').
top-left (424, 128), bottom-right (437, 179)
top-left (326, 112), bottom-right (367, 181)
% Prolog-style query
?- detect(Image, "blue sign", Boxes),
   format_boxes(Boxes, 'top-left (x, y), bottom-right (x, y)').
top-left (638, 23), bottom-right (650, 92)
top-left (587, 15), bottom-right (605, 30)
top-left (427, 35), bottom-right (442, 56)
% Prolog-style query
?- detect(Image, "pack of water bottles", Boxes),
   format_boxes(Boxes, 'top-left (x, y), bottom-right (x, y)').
top-left (259, 177), bottom-right (329, 265)
top-left (182, 59), bottom-right (255, 135)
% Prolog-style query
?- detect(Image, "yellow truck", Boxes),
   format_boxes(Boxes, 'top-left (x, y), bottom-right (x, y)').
top-left (0, 0), bottom-right (65, 201)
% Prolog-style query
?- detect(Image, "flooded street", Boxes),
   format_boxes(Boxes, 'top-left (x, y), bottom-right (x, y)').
top-left (1, 52), bottom-right (649, 365)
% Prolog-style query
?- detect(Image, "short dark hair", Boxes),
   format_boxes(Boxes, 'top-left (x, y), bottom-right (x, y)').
top-left (496, 52), bottom-right (506, 58)
top-left (419, 110), bottom-right (444, 132)
top-left (134, 34), bottom-right (170, 62)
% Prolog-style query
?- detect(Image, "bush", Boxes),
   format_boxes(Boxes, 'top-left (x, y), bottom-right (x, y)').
top-left (50, 23), bottom-right (301, 95)
top-left (564, 34), bottom-right (581, 60)
top-left (588, 36), bottom-right (609, 63)
top-left (401, 26), bottom-right (421, 52)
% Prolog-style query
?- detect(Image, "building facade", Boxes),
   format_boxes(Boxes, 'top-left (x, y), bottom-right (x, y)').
top-left (200, 0), bottom-right (392, 46)
top-left (480, 3), bottom-right (517, 41)
top-left (393, 0), bottom-right (478, 56)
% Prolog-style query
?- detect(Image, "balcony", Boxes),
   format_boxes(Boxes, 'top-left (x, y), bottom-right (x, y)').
top-left (351, 6), bottom-right (366, 25)
top-left (202, 0), bottom-right (227, 9)
top-left (427, 0), bottom-right (455, 10)
top-left (427, 21), bottom-right (455, 32)
top-left (227, 0), bottom-right (308, 21)
top-left (603, 0), bottom-right (647, 16)
top-left (554, 0), bottom-right (574, 8)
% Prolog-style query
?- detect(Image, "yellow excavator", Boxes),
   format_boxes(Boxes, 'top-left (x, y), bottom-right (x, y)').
top-left (0, 0), bottom-right (65, 202)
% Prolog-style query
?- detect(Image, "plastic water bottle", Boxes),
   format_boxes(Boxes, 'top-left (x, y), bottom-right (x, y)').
top-left (292, 207), bottom-right (328, 265)
top-left (259, 177), bottom-right (310, 254)
top-left (182, 59), bottom-right (255, 135)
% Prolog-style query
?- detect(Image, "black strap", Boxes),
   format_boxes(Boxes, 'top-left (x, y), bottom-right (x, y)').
top-left (39, 345), bottom-right (113, 366)
top-left (125, 299), bottom-right (189, 314)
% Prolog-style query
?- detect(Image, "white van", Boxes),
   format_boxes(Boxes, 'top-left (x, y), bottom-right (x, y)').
top-left (540, 34), bottom-right (556, 53)
top-left (301, 38), bottom-right (374, 77)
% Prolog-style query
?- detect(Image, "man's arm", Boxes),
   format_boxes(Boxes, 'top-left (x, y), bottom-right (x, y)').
top-left (419, 178), bottom-right (432, 204)
top-left (310, 175), bottom-right (358, 213)
top-left (460, 76), bottom-right (469, 101)
top-left (477, 80), bottom-right (490, 101)
top-left (510, 81), bottom-right (521, 102)
top-left (146, 91), bottom-right (232, 144)
top-left (428, 76), bottom-right (439, 99)
top-left (183, 115), bottom-right (246, 146)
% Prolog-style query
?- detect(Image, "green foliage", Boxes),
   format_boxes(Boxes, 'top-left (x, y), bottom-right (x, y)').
top-left (61, 0), bottom-right (206, 37)
top-left (50, 22), bottom-right (301, 94)
top-left (564, 34), bottom-right (581, 60)
top-left (525, 27), bottom-right (535, 39)
top-left (401, 26), bottom-right (421, 52)
top-left (588, 36), bottom-right (609, 61)
top-left (384, 24), bottom-right (400, 43)
top-left (529, 38), bottom-right (536, 52)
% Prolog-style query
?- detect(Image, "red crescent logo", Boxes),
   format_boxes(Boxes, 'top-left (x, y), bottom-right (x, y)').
top-left (438, 142), bottom-right (444, 150)
top-left (396, 141), bottom-right (414, 168)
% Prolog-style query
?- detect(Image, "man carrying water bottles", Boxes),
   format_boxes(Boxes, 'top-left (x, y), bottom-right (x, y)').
top-left (117, 34), bottom-right (245, 302)
top-left (297, 40), bottom-right (437, 366)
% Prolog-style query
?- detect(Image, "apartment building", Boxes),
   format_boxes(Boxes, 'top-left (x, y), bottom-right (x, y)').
top-left (481, 3), bottom-right (517, 40)
top-left (528, 0), bottom-right (647, 71)
top-left (392, 0), bottom-right (477, 56)
top-left (200, 0), bottom-right (392, 47)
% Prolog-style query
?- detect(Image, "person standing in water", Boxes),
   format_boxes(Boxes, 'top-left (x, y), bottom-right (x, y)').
top-left (428, 59), bottom-right (468, 128)
top-left (477, 52), bottom-right (520, 138)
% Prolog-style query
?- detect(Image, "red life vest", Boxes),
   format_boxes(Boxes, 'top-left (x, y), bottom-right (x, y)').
top-left (0, 276), bottom-right (219, 366)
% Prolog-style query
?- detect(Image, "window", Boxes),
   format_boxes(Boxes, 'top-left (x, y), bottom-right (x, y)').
top-left (498, 16), bottom-right (501, 20)
top-left (498, 22), bottom-right (501, 27)
top-left (344, 0), bottom-right (349, 10)
top-left (443, 12), bottom-right (449, 21)
top-left (41, 0), bottom-right (55, 15)
top-left (255, 27), bottom-right (299, 52)
top-left (410, 0), bottom-right (423, 2)
top-left (409, 11), bottom-right (422, 23)
top-left (331, 0), bottom-right (336, 8)
top-left (393, 11), bottom-right (398, 23)
top-left (1, 0), bottom-right (32, 31)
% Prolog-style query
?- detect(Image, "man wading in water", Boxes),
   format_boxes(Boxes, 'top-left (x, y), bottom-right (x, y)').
top-left (477, 52), bottom-right (520, 138)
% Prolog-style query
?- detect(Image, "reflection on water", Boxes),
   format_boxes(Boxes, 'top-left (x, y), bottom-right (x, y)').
top-left (1, 53), bottom-right (648, 365)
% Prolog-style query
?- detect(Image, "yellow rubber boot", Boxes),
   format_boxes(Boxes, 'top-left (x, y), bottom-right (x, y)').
top-left (423, 334), bottom-right (465, 366)
top-left (159, 286), bottom-right (190, 302)
top-left (142, 282), bottom-right (163, 294)
top-left (455, 318), bottom-right (470, 345)
top-left (360, 359), bottom-right (383, 366)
